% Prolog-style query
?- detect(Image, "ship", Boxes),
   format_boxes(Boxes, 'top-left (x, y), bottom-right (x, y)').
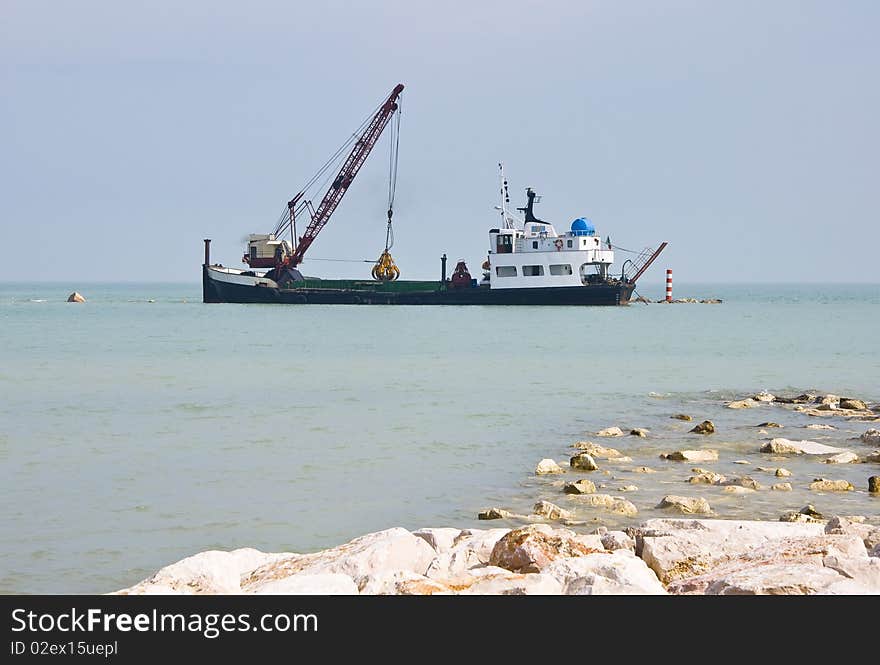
top-left (202, 83), bottom-right (666, 306)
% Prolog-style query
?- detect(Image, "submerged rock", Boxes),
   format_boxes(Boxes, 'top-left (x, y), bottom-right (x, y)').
top-left (723, 486), bottom-right (755, 495)
top-left (809, 478), bottom-right (854, 492)
top-left (806, 423), bottom-right (836, 430)
top-left (563, 479), bottom-right (596, 495)
top-left (617, 485), bottom-right (638, 492)
top-left (671, 414), bottom-right (693, 421)
top-left (630, 428), bottom-right (649, 438)
top-left (656, 495), bottom-right (712, 515)
top-left (757, 422), bottom-right (783, 428)
top-left (866, 451), bottom-right (880, 463)
top-left (771, 483), bottom-right (793, 491)
top-left (570, 452), bottom-right (599, 471)
top-left (535, 458), bottom-right (564, 475)
top-left (662, 449), bottom-right (719, 462)
top-left (689, 420), bottom-right (716, 435)
top-left (822, 452), bottom-right (859, 464)
top-left (840, 399), bottom-right (868, 411)
top-left (596, 426), bottom-right (624, 437)
top-left (727, 399), bottom-right (756, 409)
top-left (632, 466), bottom-right (657, 473)
top-left (720, 476), bottom-right (760, 490)
top-left (532, 500), bottom-right (574, 521)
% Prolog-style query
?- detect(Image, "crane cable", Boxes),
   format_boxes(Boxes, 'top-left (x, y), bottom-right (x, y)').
top-left (373, 100), bottom-right (402, 281)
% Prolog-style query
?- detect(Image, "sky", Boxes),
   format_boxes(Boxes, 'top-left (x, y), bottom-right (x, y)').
top-left (1, 0), bottom-right (878, 283)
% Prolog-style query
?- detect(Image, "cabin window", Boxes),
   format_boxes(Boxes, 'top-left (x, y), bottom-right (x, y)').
top-left (496, 266), bottom-right (517, 277)
top-left (522, 265), bottom-right (544, 276)
top-left (496, 234), bottom-right (513, 254)
top-left (567, 240), bottom-right (573, 248)
top-left (532, 241), bottom-right (538, 249)
top-left (250, 246), bottom-right (257, 260)
top-left (549, 264), bottom-right (573, 276)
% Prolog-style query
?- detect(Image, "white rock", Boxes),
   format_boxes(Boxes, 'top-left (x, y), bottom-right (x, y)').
top-left (535, 458), bottom-right (565, 475)
top-left (457, 572), bottom-right (564, 595)
top-left (752, 391), bottom-right (776, 402)
top-left (118, 548), bottom-right (287, 595)
top-left (252, 573), bottom-right (358, 595)
top-left (359, 570), bottom-right (451, 595)
top-left (596, 427), bottom-right (624, 437)
top-left (806, 424), bottom-right (836, 430)
top-left (412, 528), bottom-right (461, 554)
top-left (822, 452), bottom-right (859, 464)
top-left (543, 551), bottom-right (667, 595)
top-left (600, 531), bottom-right (636, 552)
top-left (241, 528), bottom-right (436, 592)
top-left (760, 438), bottom-right (849, 455)
top-left (570, 452), bottom-right (599, 471)
top-left (704, 563), bottom-right (843, 595)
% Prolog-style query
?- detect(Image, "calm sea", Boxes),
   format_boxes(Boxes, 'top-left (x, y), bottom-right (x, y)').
top-left (1, 282), bottom-right (878, 593)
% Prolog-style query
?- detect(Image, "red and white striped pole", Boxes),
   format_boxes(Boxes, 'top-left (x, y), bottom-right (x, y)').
top-left (665, 269), bottom-right (672, 302)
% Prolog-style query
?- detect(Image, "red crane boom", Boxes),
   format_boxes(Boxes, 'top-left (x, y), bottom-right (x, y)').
top-left (287, 83), bottom-right (404, 267)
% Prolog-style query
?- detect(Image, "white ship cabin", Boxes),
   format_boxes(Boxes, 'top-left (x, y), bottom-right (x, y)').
top-left (486, 188), bottom-right (614, 289)
top-left (243, 233), bottom-right (292, 269)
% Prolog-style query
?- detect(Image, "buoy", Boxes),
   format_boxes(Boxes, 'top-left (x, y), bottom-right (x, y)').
top-left (67, 292), bottom-right (86, 303)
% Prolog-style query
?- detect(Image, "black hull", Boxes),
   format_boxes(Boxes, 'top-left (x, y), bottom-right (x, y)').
top-left (203, 267), bottom-right (634, 306)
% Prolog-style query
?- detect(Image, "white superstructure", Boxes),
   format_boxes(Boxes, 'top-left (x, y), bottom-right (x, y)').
top-left (484, 167), bottom-right (615, 290)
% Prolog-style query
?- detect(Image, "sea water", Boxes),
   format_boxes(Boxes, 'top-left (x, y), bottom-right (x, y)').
top-left (0, 282), bottom-right (878, 593)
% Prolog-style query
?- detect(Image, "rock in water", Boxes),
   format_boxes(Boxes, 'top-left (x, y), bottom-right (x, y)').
top-left (861, 429), bottom-right (880, 445)
top-left (656, 495), bottom-right (713, 515)
top-left (67, 292), bottom-right (85, 303)
top-left (563, 479), bottom-right (596, 495)
top-left (775, 468), bottom-right (792, 478)
top-left (532, 501), bottom-right (573, 521)
top-left (630, 428), bottom-right (649, 438)
top-left (572, 441), bottom-right (622, 459)
top-left (570, 453), bottom-right (599, 471)
top-left (752, 391), bottom-right (776, 402)
top-left (535, 458), bottom-right (564, 475)
top-left (689, 420), bottom-right (715, 434)
top-left (688, 472), bottom-right (726, 485)
top-left (809, 478), bottom-right (854, 492)
top-left (478, 508), bottom-right (511, 520)
top-left (771, 483), bottom-right (792, 491)
top-left (757, 422), bottom-right (783, 428)
top-left (760, 438), bottom-right (848, 455)
top-left (596, 426), bottom-right (624, 437)
top-left (806, 423), bottom-right (836, 430)
top-left (661, 449), bottom-right (719, 462)
top-left (869, 477), bottom-right (880, 493)
top-left (671, 414), bottom-right (693, 421)
top-left (823, 452), bottom-right (859, 464)
top-left (727, 399), bottom-right (756, 409)
top-left (840, 398), bottom-right (867, 411)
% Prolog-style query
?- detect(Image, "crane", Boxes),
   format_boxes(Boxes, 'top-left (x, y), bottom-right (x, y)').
top-left (243, 83), bottom-right (404, 274)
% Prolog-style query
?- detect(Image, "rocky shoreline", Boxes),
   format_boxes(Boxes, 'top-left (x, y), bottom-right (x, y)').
top-left (115, 516), bottom-right (880, 595)
top-left (116, 390), bottom-right (880, 595)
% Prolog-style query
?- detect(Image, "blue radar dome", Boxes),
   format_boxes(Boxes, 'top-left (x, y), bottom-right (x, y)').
top-left (571, 218), bottom-right (595, 236)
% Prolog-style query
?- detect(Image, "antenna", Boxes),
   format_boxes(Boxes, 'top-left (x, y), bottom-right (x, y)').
top-left (498, 162), bottom-right (516, 229)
